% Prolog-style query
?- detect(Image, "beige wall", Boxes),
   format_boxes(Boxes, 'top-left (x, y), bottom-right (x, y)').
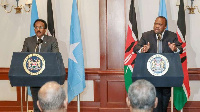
top-left (0, 0), bottom-right (100, 68)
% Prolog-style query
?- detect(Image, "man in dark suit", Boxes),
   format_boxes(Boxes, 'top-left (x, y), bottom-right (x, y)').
top-left (22, 19), bottom-right (59, 112)
top-left (22, 19), bottom-right (59, 53)
top-left (133, 16), bottom-right (182, 112)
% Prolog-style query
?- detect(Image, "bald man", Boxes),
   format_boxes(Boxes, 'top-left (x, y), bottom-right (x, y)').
top-left (37, 81), bottom-right (67, 112)
top-left (126, 79), bottom-right (158, 112)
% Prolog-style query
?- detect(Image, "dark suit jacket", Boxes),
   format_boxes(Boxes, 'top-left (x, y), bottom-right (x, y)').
top-left (133, 30), bottom-right (183, 53)
top-left (21, 35), bottom-right (59, 52)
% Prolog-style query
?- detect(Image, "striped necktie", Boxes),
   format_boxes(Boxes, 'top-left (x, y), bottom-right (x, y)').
top-left (157, 34), bottom-right (162, 53)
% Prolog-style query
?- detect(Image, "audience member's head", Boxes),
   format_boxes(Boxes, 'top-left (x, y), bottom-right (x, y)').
top-left (126, 79), bottom-right (158, 112)
top-left (37, 81), bottom-right (67, 112)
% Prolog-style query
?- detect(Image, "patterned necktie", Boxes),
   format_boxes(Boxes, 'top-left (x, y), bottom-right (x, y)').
top-left (37, 39), bottom-right (43, 52)
top-left (157, 34), bottom-right (162, 53)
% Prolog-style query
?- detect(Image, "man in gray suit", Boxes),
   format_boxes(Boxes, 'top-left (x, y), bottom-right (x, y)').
top-left (22, 19), bottom-right (59, 53)
top-left (133, 16), bottom-right (182, 112)
top-left (22, 19), bottom-right (59, 112)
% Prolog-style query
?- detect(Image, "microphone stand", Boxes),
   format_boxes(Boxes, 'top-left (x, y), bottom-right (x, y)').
top-left (34, 39), bottom-right (43, 52)
top-left (35, 43), bottom-right (39, 53)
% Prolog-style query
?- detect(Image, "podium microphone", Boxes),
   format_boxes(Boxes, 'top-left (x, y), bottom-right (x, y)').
top-left (157, 33), bottom-right (162, 40)
top-left (35, 39), bottom-right (43, 52)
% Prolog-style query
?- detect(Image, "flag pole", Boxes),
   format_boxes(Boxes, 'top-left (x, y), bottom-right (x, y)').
top-left (171, 87), bottom-right (173, 112)
top-left (76, 0), bottom-right (80, 111)
top-left (21, 87), bottom-right (23, 112)
top-left (26, 87), bottom-right (28, 112)
top-left (77, 94), bottom-right (80, 112)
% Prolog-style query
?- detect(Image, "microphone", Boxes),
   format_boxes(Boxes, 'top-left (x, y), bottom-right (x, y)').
top-left (157, 33), bottom-right (162, 40)
top-left (35, 39), bottom-right (43, 52)
top-left (37, 39), bottom-right (43, 45)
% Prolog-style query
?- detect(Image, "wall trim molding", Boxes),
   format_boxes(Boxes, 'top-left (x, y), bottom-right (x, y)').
top-left (1, 68), bottom-right (200, 80)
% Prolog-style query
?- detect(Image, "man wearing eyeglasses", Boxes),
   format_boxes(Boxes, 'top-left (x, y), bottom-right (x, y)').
top-left (21, 19), bottom-right (59, 112)
top-left (22, 19), bottom-right (59, 53)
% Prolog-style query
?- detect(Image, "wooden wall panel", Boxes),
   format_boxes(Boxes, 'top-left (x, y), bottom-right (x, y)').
top-left (99, 0), bottom-right (107, 70)
top-left (94, 79), bottom-right (100, 102)
top-left (107, 0), bottom-right (125, 70)
top-left (99, 108), bottom-right (130, 112)
top-left (108, 81), bottom-right (126, 102)
top-left (100, 75), bottom-right (128, 108)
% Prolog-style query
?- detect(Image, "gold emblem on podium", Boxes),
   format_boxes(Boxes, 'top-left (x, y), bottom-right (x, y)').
top-left (23, 54), bottom-right (45, 75)
top-left (147, 54), bottom-right (169, 76)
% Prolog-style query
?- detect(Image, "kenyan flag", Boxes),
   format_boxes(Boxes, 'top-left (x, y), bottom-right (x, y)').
top-left (174, 0), bottom-right (190, 110)
top-left (124, 0), bottom-right (138, 92)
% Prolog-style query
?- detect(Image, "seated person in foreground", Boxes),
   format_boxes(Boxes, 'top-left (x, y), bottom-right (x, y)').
top-left (37, 81), bottom-right (68, 112)
top-left (126, 79), bottom-right (158, 112)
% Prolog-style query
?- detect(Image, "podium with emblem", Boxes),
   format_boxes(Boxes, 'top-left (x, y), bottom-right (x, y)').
top-left (132, 53), bottom-right (184, 112)
top-left (8, 52), bottom-right (66, 111)
top-left (9, 52), bottom-right (66, 86)
top-left (132, 53), bottom-right (183, 87)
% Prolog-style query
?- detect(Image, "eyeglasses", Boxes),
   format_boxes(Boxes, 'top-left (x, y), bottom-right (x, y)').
top-left (34, 26), bottom-right (45, 30)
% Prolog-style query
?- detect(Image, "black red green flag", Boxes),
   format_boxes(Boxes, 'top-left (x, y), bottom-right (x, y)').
top-left (124, 0), bottom-right (138, 92)
top-left (174, 0), bottom-right (190, 110)
top-left (47, 0), bottom-right (55, 37)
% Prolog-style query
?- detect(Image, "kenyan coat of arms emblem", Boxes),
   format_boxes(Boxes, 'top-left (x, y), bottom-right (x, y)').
top-left (23, 54), bottom-right (45, 75)
top-left (147, 54), bottom-right (169, 76)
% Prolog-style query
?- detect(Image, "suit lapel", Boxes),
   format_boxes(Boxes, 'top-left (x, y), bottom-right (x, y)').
top-left (32, 36), bottom-right (37, 44)
top-left (162, 31), bottom-right (168, 52)
top-left (32, 36), bottom-right (37, 50)
top-left (151, 31), bottom-right (157, 53)
top-left (41, 35), bottom-right (47, 52)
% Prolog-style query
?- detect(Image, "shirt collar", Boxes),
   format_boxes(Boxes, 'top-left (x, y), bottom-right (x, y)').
top-left (37, 36), bottom-right (44, 41)
top-left (156, 30), bottom-right (165, 40)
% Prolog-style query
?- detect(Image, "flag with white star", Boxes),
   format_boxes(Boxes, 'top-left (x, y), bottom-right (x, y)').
top-left (67, 0), bottom-right (86, 103)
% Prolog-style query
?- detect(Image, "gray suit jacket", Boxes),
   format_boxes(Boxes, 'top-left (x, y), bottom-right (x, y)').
top-left (133, 30), bottom-right (183, 53)
top-left (22, 35), bottom-right (59, 53)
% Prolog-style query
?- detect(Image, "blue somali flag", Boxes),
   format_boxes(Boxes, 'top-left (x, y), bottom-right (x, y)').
top-left (68, 0), bottom-right (86, 103)
top-left (158, 0), bottom-right (168, 30)
top-left (30, 0), bottom-right (39, 36)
